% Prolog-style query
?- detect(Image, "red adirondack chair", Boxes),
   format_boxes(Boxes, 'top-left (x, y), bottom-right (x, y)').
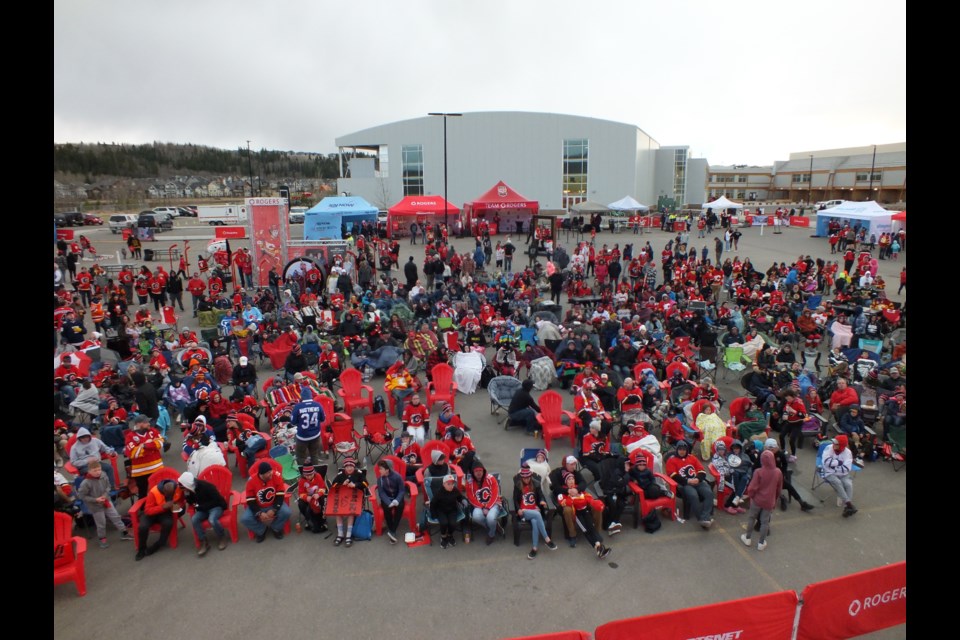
top-left (336, 368), bottom-right (374, 416)
top-left (54, 511), bottom-right (87, 597)
top-left (534, 390), bottom-right (578, 451)
top-left (128, 468), bottom-right (186, 551)
top-left (368, 454), bottom-right (419, 536)
top-left (426, 363), bottom-right (458, 411)
top-left (188, 464), bottom-right (243, 547)
top-left (627, 448), bottom-right (678, 527)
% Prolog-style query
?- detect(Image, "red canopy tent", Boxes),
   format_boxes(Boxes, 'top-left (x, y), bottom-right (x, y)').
top-left (891, 210), bottom-right (906, 222)
top-left (462, 180), bottom-right (539, 236)
top-left (386, 195), bottom-right (460, 239)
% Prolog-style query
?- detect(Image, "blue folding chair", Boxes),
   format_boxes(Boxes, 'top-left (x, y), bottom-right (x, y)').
top-left (806, 295), bottom-right (823, 310)
top-left (519, 327), bottom-right (537, 348)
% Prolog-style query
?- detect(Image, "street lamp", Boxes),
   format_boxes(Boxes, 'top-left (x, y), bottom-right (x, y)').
top-left (246, 140), bottom-right (254, 198)
top-left (808, 154), bottom-right (814, 206)
top-left (867, 144), bottom-right (877, 201)
top-left (428, 112), bottom-right (462, 233)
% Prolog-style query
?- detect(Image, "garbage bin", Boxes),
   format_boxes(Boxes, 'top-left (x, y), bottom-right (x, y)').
top-left (143, 249), bottom-right (155, 261)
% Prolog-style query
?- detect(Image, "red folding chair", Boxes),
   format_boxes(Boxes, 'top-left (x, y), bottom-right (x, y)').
top-left (161, 305), bottom-right (178, 327)
top-left (330, 417), bottom-right (361, 467)
top-left (362, 412), bottom-right (396, 463)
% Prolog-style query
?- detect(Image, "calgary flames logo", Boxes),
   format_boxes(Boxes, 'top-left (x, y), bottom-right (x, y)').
top-left (497, 186), bottom-right (508, 198)
top-left (256, 487), bottom-right (277, 505)
top-left (475, 487), bottom-right (492, 503)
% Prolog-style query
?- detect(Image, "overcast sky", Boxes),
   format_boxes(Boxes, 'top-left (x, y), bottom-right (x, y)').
top-left (54, 0), bottom-right (905, 167)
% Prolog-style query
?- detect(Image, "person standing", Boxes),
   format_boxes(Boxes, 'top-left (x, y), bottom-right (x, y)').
top-left (897, 266), bottom-right (906, 295)
top-left (739, 449), bottom-right (783, 552)
top-left (503, 237), bottom-right (515, 272)
top-left (77, 459), bottom-right (134, 549)
top-left (375, 458), bottom-right (406, 544)
top-left (409, 222), bottom-right (419, 245)
top-left (290, 386), bottom-right (325, 466)
top-left (124, 414), bottom-right (166, 499)
top-left (404, 256), bottom-right (418, 289)
top-left (178, 471), bottom-right (229, 555)
top-left (714, 236), bottom-right (723, 264)
top-left (166, 270), bottom-right (185, 312)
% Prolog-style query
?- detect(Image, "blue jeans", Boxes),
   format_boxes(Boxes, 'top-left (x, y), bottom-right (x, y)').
top-left (510, 408), bottom-right (539, 433)
top-left (100, 425), bottom-right (127, 451)
top-left (60, 384), bottom-right (77, 405)
top-left (392, 388), bottom-right (415, 419)
top-left (240, 503), bottom-right (291, 536)
top-left (192, 506), bottom-right (225, 539)
top-left (471, 505), bottom-right (501, 537)
top-left (521, 509), bottom-right (549, 549)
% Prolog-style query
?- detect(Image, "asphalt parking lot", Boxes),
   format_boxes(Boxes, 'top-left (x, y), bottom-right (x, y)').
top-left (54, 219), bottom-right (906, 639)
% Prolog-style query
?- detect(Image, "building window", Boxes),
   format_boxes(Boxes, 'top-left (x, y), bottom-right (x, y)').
top-left (562, 138), bottom-right (588, 210)
top-left (673, 148), bottom-right (687, 203)
top-left (793, 173), bottom-right (811, 183)
top-left (737, 175), bottom-right (747, 183)
top-left (736, 191), bottom-right (746, 199)
top-left (855, 172), bottom-right (882, 181)
top-left (377, 146), bottom-right (389, 178)
top-left (402, 144), bottom-right (423, 196)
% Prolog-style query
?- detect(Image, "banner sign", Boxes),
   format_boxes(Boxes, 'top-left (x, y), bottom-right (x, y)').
top-left (304, 211), bottom-right (343, 240)
top-left (751, 216), bottom-right (769, 226)
top-left (246, 198), bottom-right (286, 286)
top-left (215, 226), bottom-right (246, 239)
top-left (789, 216), bottom-right (810, 227)
top-left (796, 562), bottom-right (906, 640)
top-left (326, 485), bottom-right (364, 517)
top-left (594, 590), bottom-right (799, 640)
top-left (56, 229), bottom-right (75, 241)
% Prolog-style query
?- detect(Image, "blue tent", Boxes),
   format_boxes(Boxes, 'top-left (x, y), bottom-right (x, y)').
top-left (304, 196), bottom-right (378, 239)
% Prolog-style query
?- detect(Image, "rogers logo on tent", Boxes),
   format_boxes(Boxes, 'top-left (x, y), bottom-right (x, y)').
top-left (497, 186), bottom-right (508, 197)
top-left (685, 631), bottom-right (743, 640)
top-left (410, 201), bottom-right (432, 206)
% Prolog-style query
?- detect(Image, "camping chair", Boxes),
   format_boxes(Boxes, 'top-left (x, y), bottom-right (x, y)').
top-left (534, 390), bottom-right (578, 451)
top-left (244, 458), bottom-right (292, 538)
top-left (488, 376), bottom-right (523, 427)
top-left (330, 417), bottom-right (361, 467)
top-left (189, 464), bottom-right (243, 547)
top-left (881, 424), bottom-right (906, 472)
top-left (54, 511), bottom-right (88, 597)
top-left (811, 439), bottom-right (861, 501)
top-left (462, 472), bottom-right (510, 543)
top-left (426, 363), bottom-right (458, 411)
top-left (422, 475), bottom-right (467, 545)
top-left (718, 346), bottom-right (745, 383)
top-left (436, 316), bottom-right (455, 332)
top-left (519, 326), bottom-right (538, 350)
top-left (362, 412), bottom-right (396, 463)
top-left (269, 445), bottom-right (301, 486)
top-left (368, 455), bottom-right (418, 537)
top-left (336, 368), bottom-right (374, 416)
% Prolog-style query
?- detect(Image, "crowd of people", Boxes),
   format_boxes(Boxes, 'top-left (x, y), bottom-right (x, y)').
top-left (53, 208), bottom-right (906, 564)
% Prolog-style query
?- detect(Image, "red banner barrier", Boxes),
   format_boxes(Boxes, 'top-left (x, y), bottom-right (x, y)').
top-left (215, 226), bottom-right (246, 239)
top-left (789, 216), bottom-right (810, 227)
top-left (594, 590), bottom-right (798, 640)
top-left (796, 562), bottom-right (906, 640)
top-left (56, 229), bottom-right (75, 241)
top-left (503, 632), bottom-right (591, 640)
top-left (673, 221), bottom-right (686, 231)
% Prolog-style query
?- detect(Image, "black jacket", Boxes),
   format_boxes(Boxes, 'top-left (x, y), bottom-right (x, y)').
top-left (513, 474), bottom-right (547, 512)
top-left (404, 261), bottom-right (418, 283)
top-left (507, 387), bottom-right (540, 414)
top-left (184, 478), bottom-right (228, 512)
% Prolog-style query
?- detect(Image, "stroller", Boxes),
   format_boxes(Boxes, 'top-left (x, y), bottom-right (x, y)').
top-left (487, 376), bottom-right (524, 428)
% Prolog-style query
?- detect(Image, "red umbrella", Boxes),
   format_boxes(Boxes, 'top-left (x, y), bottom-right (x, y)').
top-left (53, 351), bottom-right (92, 377)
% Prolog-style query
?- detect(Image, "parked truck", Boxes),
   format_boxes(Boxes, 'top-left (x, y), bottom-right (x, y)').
top-left (197, 204), bottom-right (249, 225)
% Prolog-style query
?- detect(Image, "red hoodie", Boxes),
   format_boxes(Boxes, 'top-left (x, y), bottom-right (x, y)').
top-left (465, 470), bottom-right (500, 510)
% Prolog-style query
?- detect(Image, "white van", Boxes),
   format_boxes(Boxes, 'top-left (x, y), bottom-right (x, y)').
top-left (108, 214), bottom-right (138, 234)
top-left (816, 200), bottom-right (844, 210)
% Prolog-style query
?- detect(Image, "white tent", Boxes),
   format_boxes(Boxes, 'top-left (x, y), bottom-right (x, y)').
top-left (571, 201), bottom-right (611, 213)
top-left (815, 201), bottom-right (893, 236)
top-left (607, 196), bottom-right (649, 211)
top-left (702, 196), bottom-right (743, 210)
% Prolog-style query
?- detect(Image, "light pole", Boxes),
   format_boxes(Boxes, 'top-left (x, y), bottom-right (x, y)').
top-left (867, 144), bottom-right (877, 201)
top-left (808, 154), bottom-right (814, 206)
top-left (246, 140), bottom-right (254, 198)
top-left (428, 112), bottom-right (461, 233)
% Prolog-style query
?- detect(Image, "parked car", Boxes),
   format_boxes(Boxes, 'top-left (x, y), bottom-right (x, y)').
top-left (152, 206), bottom-right (181, 220)
top-left (108, 214), bottom-right (139, 234)
top-left (54, 212), bottom-right (68, 228)
top-left (816, 199), bottom-right (844, 210)
top-left (58, 211), bottom-right (84, 227)
top-left (137, 211), bottom-right (173, 231)
top-left (289, 206), bottom-right (308, 224)
top-left (177, 206), bottom-right (198, 217)
top-left (82, 213), bottom-right (104, 226)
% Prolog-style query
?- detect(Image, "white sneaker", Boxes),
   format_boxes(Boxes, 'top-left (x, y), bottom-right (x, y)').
top-left (740, 533), bottom-right (752, 547)
top-left (757, 540), bottom-right (768, 551)
top-left (731, 496), bottom-right (741, 507)
top-left (837, 497), bottom-right (844, 508)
